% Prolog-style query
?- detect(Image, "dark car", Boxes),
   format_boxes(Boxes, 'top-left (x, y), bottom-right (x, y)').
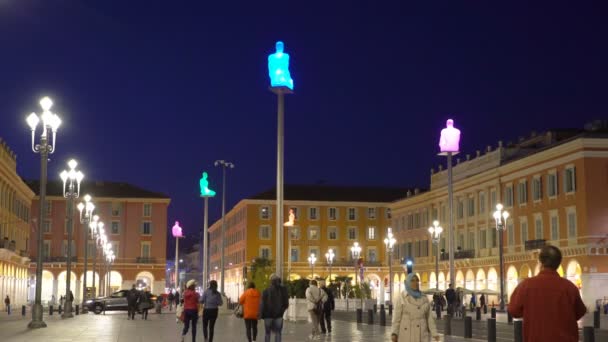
top-left (85, 290), bottom-right (156, 314)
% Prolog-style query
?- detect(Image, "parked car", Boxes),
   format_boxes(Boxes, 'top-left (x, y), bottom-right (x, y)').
top-left (85, 289), bottom-right (156, 314)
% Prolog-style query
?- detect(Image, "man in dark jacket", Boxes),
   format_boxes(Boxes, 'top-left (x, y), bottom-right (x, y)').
top-left (127, 284), bottom-right (140, 320)
top-left (319, 281), bottom-right (335, 334)
top-left (260, 274), bottom-right (289, 342)
top-left (445, 283), bottom-right (456, 316)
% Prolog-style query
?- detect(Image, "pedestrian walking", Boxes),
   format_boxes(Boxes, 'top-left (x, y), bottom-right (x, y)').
top-left (319, 281), bottom-right (335, 334)
top-left (168, 291), bottom-right (175, 311)
top-left (200, 280), bottom-right (223, 342)
top-left (480, 294), bottom-right (486, 312)
top-left (391, 273), bottom-right (440, 342)
top-left (139, 287), bottom-right (153, 320)
top-left (4, 295), bottom-right (10, 314)
top-left (508, 245), bottom-right (586, 342)
top-left (127, 284), bottom-right (140, 320)
top-left (174, 290), bottom-right (180, 309)
top-left (239, 281), bottom-right (261, 342)
top-left (260, 274), bottom-right (289, 342)
top-left (445, 283), bottom-right (456, 316)
top-left (180, 280), bottom-right (200, 342)
top-left (305, 279), bottom-right (327, 340)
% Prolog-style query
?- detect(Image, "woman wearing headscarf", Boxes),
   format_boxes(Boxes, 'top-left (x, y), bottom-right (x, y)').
top-left (391, 274), bottom-right (440, 342)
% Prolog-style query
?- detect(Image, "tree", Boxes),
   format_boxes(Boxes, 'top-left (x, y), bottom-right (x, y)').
top-left (248, 257), bottom-right (273, 291)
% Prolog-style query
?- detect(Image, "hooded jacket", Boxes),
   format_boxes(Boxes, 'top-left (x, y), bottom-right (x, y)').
top-left (239, 288), bottom-right (262, 320)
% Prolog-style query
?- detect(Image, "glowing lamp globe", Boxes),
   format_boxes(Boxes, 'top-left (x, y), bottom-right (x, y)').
top-left (172, 221), bottom-right (183, 238)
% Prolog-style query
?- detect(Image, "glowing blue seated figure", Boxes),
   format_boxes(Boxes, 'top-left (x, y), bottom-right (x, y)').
top-left (268, 41), bottom-right (294, 90)
top-left (199, 172), bottom-right (216, 197)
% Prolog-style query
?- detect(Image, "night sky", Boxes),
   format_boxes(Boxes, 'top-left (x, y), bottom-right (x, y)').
top-left (1, 2), bottom-right (606, 257)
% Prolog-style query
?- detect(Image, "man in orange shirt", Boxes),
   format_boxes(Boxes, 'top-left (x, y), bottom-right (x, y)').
top-left (508, 245), bottom-right (587, 342)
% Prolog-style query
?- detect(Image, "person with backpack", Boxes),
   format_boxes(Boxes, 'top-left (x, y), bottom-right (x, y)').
top-left (200, 280), bottom-right (223, 342)
top-left (305, 279), bottom-right (327, 340)
top-left (239, 281), bottom-right (261, 342)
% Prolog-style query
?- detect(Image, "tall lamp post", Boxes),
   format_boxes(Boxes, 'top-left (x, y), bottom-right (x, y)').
top-left (350, 242), bottom-right (362, 286)
top-left (325, 249), bottom-right (334, 284)
top-left (77, 195), bottom-right (94, 312)
top-left (383, 228), bottom-right (396, 305)
top-left (199, 171), bottom-right (216, 289)
top-left (26, 96), bottom-right (61, 329)
top-left (493, 204), bottom-right (510, 312)
top-left (268, 41), bottom-right (294, 279)
top-left (308, 253), bottom-right (317, 280)
top-left (172, 221), bottom-right (184, 290)
top-left (438, 119), bottom-right (461, 290)
top-left (214, 160), bottom-right (234, 294)
top-left (59, 159), bottom-right (83, 318)
top-left (428, 220), bottom-right (443, 290)
top-left (89, 217), bottom-right (103, 298)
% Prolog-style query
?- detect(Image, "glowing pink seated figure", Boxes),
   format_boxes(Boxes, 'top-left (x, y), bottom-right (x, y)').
top-left (284, 209), bottom-right (295, 227)
top-left (439, 119), bottom-right (461, 153)
top-left (172, 221), bottom-right (183, 238)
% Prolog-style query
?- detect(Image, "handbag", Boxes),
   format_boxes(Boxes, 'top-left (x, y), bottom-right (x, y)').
top-left (234, 304), bottom-right (244, 318)
top-left (313, 289), bottom-right (324, 315)
top-left (198, 303), bottom-right (204, 316)
top-left (176, 304), bottom-right (184, 323)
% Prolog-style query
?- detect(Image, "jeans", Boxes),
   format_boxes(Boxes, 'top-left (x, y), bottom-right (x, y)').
top-left (142, 308), bottom-right (149, 320)
top-left (127, 304), bottom-right (137, 319)
top-left (320, 310), bottom-right (331, 333)
top-left (202, 308), bottom-right (219, 342)
top-left (182, 309), bottom-right (198, 342)
top-left (308, 310), bottom-right (321, 336)
top-left (264, 317), bottom-right (283, 342)
top-left (245, 319), bottom-right (258, 342)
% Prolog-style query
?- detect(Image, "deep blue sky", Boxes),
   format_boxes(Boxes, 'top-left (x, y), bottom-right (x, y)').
top-left (1, 1), bottom-right (606, 256)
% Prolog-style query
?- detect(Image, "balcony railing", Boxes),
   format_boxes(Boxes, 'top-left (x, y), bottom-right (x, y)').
top-left (525, 239), bottom-right (546, 251)
top-left (440, 249), bottom-right (475, 261)
top-left (43, 256), bottom-right (77, 262)
top-left (136, 257), bottom-right (157, 264)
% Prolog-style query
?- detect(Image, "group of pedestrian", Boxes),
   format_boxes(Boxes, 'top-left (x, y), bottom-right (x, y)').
top-left (180, 279), bottom-right (224, 342)
top-left (126, 284), bottom-right (153, 320)
top-left (304, 280), bottom-right (335, 339)
top-left (167, 290), bottom-right (180, 311)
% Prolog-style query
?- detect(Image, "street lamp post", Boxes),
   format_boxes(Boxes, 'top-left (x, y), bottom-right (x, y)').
top-left (172, 221), bottom-right (184, 290)
top-left (308, 253), bottom-right (317, 280)
top-left (77, 195), bottom-right (94, 312)
top-left (59, 159), bottom-right (83, 318)
top-left (95, 225), bottom-right (107, 296)
top-left (383, 228), bottom-right (396, 305)
top-left (350, 242), bottom-right (362, 286)
top-left (493, 203), bottom-right (510, 312)
top-left (199, 171), bottom-right (216, 289)
top-left (26, 96), bottom-right (61, 329)
top-left (214, 160), bottom-right (234, 294)
top-left (428, 220), bottom-right (443, 291)
top-left (325, 249), bottom-right (334, 284)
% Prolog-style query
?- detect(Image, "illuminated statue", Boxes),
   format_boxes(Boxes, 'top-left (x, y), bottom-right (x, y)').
top-left (439, 119), bottom-right (461, 153)
top-left (199, 172), bottom-right (216, 197)
top-left (284, 209), bottom-right (295, 227)
top-left (268, 41), bottom-right (294, 90)
top-left (172, 221), bottom-right (183, 238)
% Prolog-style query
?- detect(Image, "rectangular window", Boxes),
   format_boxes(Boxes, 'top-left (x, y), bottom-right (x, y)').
top-left (457, 200), bottom-right (464, 219)
top-left (259, 225), bottom-right (271, 240)
top-left (385, 208), bottom-right (392, 219)
top-left (309, 247), bottom-right (320, 259)
top-left (348, 208), bottom-right (357, 221)
top-left (565, 167), bottom-right (576, 193)
top-left (141, 243), bottom-right (151, 258)
top-left (408, 214), bottom-right (414, 229)
top-left (458, 233), bottom-right (465, 250)
top-left (43, 240), bottom-right (51, 258)
top-left (468, 198), bottom-right (475, 217)
top-left (290, 248), bottom-right (299, 262)
top-left (367, 207), bottom-right (376, 219)
top-left (414, 213), bottom-right (420, 227)
top-left (308, 207), bottom-right (318, 220)
top-left (567, 211), bottom-right (577, 238)
top-left (112, 202), bottom-right (122, 217)
top-left (328, 227), bottom-right (338, 240)
top-left (260, 206), bottom-right (271, 220)
top-left (480, 230), bottom-right (487, 249)
top-left (518, 181), bottom-right (528, 205)
top-left (532, 177), bottom-right (542, 201)
top-left (479, 192), bottom-right (486, 214)
top-left (432, 208), bottom-right (438, 221)
top-left (490, 189), bottom-right (497, 209)
top-left (507, 222), bottom-right (514, 246)
top-left (110, 241), bottom-right (119, 258)
top-left (535, 217), bottom-right (543, 239)
top-left (367, 226), bottom-right (376, 240)
top-left (143, 203), bottom-right (152, 217)
top-left (348, 227), bottom-right (357, 240)
top-left (328, 207), bottom-right (338, 221)
top-left (45, 201), bottom-right (52, 216)
top-left (468, 231), bottom-right (475, 249)
top-left (111, 221), bottom-right (120, 234)
top-left (289, 227), bottom-right (300, 240)
top-left (521, 222), bottom-right (528, 243)
top-left (490, 229), bottom-right (497, 248)
top-left (141, 222), bottom-right (152, 235)
top-left (260, 247), bottom-right (271, 259)
top-left (547, 173), bottom-right (558, 197)
top-left (550, 214), bottom-right (559, 240)
top-left (87, 242), bottom-right (95, 256)
top-left (43, 220), bottom-right (51, 233)
top-left (368, 248), bottom-right (377, 262)
top-left (308, 227), bottom-right (319, 240)
top-left (505, 186), bottom-right (514, 207)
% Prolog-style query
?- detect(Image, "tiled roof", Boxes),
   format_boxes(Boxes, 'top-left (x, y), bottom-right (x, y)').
top-left (24, 180), bottom-right (170, 199)
top-left (249, 184), bottom-right (420, 203)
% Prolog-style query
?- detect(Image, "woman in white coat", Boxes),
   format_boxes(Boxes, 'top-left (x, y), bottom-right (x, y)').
top-left (391, 274), bottom-right (440, 342)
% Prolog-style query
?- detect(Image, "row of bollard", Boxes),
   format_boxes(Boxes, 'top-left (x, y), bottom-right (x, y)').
top-left (356, 304), bottom-right (392, 326)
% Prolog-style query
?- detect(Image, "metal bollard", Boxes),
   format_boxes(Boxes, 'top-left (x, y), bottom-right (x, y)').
top-left (22, 305), bottom-right (26, 316)
top-left (75, 305), bottom-right (79, 315)
top-left (368, 309), bottom-right (374, 324)
top-left (380, 306), bottom-right (386, 326)
top-left (356, 308), bottom-right (362, 323)
top-left (373, 304), bottom-right (377, 313)
top-left (490, 307), bottom-right (496, 319)
top-left (444, 316), bottom-right (452, 336)
top-left (49, 305), bottom-right (53, 315)
top-left (508, 311), bottom-right (513, 324)
top-left (483, 305), bottom-right (487, 314)
top-left (514, 320), bottom-right (523, 342)
top-left (594, 310), bottom-right (600, 329)
top-left (476, 307), bottom-right (481, 320)
top-left (583, 326), bottom-right (595, 342)
top-left (487, 318), bottom-right (497, 342)
top-left (389, 304), bottom-right (393, 316)
top-left (58, 305), bottom-right (63, 314)
top-left (464, 316), bottom-right (472, 338)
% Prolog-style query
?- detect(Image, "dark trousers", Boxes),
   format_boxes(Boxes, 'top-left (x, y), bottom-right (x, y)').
top-left (141, 308), bottom-right (149, 320)
top-left (264, 317), bottom-right (284, 342)
top-left (320, 310), bottom-right (331, 333)
top-left (182, 309), bottom-right (198, 342)
top-left (202, 308), bottom-right (219, 342)
top-left (245, 319), bottom-right (258, 342)
top-left (128, 304), bottom-right (137, 319)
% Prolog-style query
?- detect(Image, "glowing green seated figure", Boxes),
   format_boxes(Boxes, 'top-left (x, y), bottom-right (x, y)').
top-left (268, 41), bottom-right (294, 90)
top-left (199, 172), bottom-right (216, 197)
